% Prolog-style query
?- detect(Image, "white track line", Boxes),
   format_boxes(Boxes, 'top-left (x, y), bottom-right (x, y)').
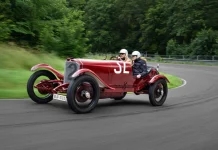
top-left (170, 78), bottom-right (187, 90)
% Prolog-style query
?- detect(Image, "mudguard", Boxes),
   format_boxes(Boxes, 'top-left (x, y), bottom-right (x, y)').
top-left (149, 74), bottom-right (170, 84)
top-left (31, 64), bottom-right (64, 80)
top-left (72, 69), bottom-right (115, 90)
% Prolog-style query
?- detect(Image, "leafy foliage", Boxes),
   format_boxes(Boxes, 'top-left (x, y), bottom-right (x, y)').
top-left (40, 10), bottom-right (88, 57)
top-left (0, 0), bottom-right (14, 41)
top-left (189, 29), bottom-right (218, 55)
top-left (1, 0), bottom-right (218, 56)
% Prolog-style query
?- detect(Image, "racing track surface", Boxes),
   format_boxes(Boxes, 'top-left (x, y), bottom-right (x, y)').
top-left (1, 63), bottom-right (218, 150)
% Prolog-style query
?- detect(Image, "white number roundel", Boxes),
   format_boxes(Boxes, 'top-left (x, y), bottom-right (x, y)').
top-left (114, 62), bottom-right (129, 74)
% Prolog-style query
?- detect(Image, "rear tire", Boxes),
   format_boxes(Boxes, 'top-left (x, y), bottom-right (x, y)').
top-left (114, 92), bottom-right (127, 100)
top-left (67, 75), bottom-right (100, 113)
top-left (27, 70), bottom-right (57, 104)
top-left (149, 79), bottom-right (168, 106)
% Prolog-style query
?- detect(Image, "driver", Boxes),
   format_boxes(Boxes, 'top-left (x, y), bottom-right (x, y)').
top-left (131, 51), bottom-right (147, 79)
top-left (117, 49), bottom-right (132, 64)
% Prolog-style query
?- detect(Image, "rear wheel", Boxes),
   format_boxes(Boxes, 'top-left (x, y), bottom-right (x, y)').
top-left (27, 70), bottom-right (57, 104)
top-left (148, 79), bottom-right (168, 106)
top-left (67, 75), bottom-right (100, 113)
top-left (114, 92), bottom-right (127, 100)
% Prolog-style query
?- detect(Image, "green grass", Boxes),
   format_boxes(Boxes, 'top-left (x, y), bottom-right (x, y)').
top-left (0, 69), bottom-right (31, 98)
top-left (0, 44), bottom-right (183, 99)
top-left (160, 72), bottom-right (183, 89)
top-left (0, 43), bottom-right (65, 70)
top-left (0, 43), bottom-right (65, 99)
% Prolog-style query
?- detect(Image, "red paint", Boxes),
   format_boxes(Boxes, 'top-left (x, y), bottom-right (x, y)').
top-left (72, 68), bottom-right (115, 90)
top-left (74, 59), bottom-right (136, 88)
top-left (52, 83), bottom-right (69, 94)
top-left (149, 74), bottom-right (170, 84)
top-left (31, 64), bottom-right (64, 80)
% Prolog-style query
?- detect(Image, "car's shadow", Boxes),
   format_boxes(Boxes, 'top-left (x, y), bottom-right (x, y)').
top-left (46, 98), bottom-right (151, 112)
top-left (97, 99), bottom-right (151, 108)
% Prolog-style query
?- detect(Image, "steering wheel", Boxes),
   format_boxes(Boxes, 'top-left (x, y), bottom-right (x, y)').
top-left (110, 56), bottom-right (119, 60)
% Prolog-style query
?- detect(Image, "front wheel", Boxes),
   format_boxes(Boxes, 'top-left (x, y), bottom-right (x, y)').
top-left (67, 75), bottom-right (100, 113)
top-left (27, 70), bottom-right (57, 104)
top-left (148, 79), bottom-right (168, 106)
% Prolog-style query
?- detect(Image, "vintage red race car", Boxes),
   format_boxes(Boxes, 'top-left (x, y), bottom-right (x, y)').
top-left (27, 57), bottom-right (169, 113)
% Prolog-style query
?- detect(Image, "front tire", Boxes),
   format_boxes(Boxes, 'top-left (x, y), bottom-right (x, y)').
top-left (67, 75), bottom-right (100, 113)
top-left (149, 79), bottom-right (168, 106)
top-left (27, 70), bottom-right (57, 104)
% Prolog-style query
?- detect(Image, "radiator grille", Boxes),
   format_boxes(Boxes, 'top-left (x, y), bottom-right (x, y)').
top-left (64, 61), bottom-right (80, 83)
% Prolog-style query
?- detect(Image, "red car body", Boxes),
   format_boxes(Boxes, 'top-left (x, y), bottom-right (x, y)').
top-left (27, 57), bottom-right (169, 113)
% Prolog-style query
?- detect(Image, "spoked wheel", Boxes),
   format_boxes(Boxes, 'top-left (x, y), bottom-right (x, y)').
top-left (148, 79), bottom-right (168, 106)
top-left (27, 70), bottom-right (57, 104)
top-left (67, 75), bottom-right (100, 113)
top-left (114, 92), bottom-right (127, 100)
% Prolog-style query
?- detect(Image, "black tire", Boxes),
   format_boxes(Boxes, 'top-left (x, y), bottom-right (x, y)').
top-left (149, 79), bottom-right (168, 106)
top-left (67, 75), bottom-right (100, 114)
top-left (134, 92), bottom-right (140, 95)
top-left (27, 70), bottom-right (57, 104)
top-left (114, 92), bottom-right (127, 100)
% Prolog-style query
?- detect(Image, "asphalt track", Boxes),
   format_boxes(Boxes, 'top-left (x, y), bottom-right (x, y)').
top-left (1, 63), bottom-right (218, 150)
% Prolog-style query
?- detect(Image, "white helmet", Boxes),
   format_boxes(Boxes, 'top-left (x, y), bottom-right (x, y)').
top-left (119, 49), bottom-right (128, 55)
top-left (131, 51), bottom-right (141, 58)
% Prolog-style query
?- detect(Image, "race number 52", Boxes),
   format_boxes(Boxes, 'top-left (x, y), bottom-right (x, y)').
top-left (114, 62), bottom-right (129, 74)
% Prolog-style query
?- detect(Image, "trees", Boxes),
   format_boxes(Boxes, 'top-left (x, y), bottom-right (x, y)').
top-left (84, 0), bottom-right (152, 53)
top-left (140, 0), bottom-right (168, 54)
top-left (40, 10), bottom-right (88, 57)
top-left (0, 0), bottom-right (14, 41)
top-left (1, 0), bottom-right (218, 56)
top-left (0, 0), bottom-right (88, 57)
top-left (84, 0), bottom-right (117, 53)
top-left (204, 0), bottom-right (218, 30)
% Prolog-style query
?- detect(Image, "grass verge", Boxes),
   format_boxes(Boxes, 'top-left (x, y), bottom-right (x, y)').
top-left (160, 72), bottom-right (183, 89)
